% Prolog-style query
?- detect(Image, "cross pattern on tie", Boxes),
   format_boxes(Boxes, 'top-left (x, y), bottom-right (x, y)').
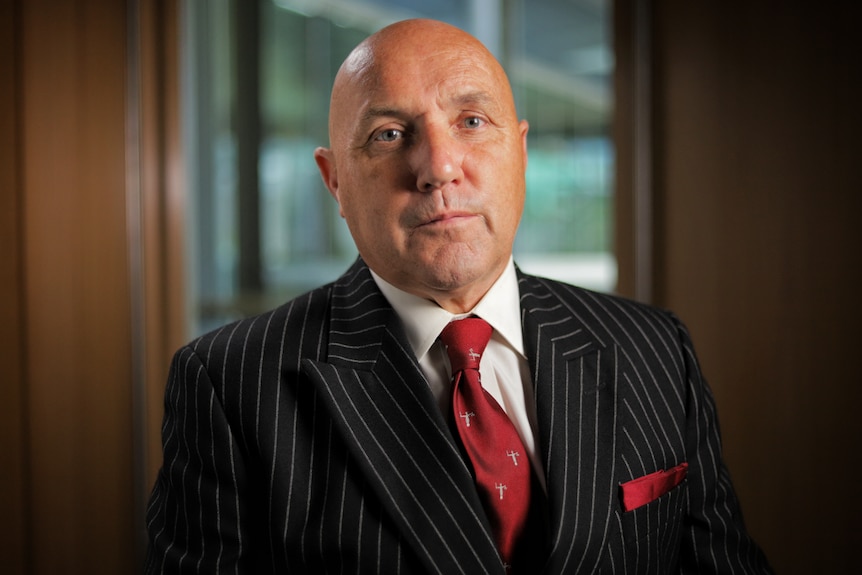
top-left (440, 317), bottom-right (531, 568)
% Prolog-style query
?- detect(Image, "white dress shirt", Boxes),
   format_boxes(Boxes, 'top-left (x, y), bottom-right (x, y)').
top-left (370, 258), bottom-right (545, 487)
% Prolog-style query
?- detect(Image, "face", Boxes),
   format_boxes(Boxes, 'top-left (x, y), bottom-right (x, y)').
top-left (314, 19), bottom-right (529, 312)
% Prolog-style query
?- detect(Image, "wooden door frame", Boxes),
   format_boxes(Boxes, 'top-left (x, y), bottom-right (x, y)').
top-left (127, 0), bottom-right (188, 560)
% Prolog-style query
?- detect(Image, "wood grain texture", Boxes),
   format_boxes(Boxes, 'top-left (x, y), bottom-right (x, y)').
top-left (18, 0), bottom-right (135, 572)
top-left (649, 1), bottom-right (862, 572)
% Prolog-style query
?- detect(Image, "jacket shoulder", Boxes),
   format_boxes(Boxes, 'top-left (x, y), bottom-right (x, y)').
top-left (184, 281), bottom-right (335, 370)
top-left (517, 271), bottom-right (687, 350)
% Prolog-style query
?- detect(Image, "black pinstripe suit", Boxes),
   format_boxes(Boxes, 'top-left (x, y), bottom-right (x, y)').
top-left (145, 258), bottom-right (771, 574)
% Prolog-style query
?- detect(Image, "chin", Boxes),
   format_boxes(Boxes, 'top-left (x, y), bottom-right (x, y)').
top-left (416, 251), bottom-right (500, 292)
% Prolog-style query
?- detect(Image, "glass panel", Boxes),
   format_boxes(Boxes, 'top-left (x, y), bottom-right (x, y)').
top-left (184, 0), bottom-right (615, 336)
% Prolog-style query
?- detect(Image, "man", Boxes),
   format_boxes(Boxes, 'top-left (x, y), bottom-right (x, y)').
top-left (145, 18), bottom-right (771, 574)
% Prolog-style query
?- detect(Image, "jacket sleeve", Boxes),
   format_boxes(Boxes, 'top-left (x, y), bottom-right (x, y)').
top-left (144, 345), bottom-right (256, 574)
top-left (674, 314), bottom-right (773, 574)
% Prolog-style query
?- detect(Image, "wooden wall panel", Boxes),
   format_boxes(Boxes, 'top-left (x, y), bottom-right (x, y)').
top-left (649, 1), bottom-right (862, 572)
top-left (14, 0), bottom-right (136, 572)
top-left (1, 0), bottom-right (184, 571)
top-left (136, 0), bottom-right (187, 528)
top-left (0, 1), bottom-right (29, 572)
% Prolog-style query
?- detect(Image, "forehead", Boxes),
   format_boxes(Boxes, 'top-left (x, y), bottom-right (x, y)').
top-left (336, 39), bottom-right (513, 129)
top-left (372, 56), bottom-right (501, 110)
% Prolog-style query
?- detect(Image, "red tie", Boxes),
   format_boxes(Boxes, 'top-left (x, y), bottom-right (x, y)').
top-left (440, 317), bottom-right (531, 569)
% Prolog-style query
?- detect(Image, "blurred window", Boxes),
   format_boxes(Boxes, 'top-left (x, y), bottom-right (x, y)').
top-left (184, 0), bottom-right (614, 335)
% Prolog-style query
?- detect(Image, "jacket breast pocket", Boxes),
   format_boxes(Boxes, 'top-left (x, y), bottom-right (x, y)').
top-left (613, 478), bottom-right (687, 572)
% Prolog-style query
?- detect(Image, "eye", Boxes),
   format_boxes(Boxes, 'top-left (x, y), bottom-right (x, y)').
top-left (374, 128), bottom-right (404, 142)
top-left (463, 116), bottom-right (485, 129)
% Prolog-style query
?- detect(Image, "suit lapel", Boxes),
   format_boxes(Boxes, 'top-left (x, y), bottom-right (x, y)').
top-left (519, 273), bottom-right (619, 574)
top-left (302, 260), bottom-right (502, 573)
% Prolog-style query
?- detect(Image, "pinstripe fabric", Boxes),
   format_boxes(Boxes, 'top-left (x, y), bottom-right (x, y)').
top-left (145, 258), bottom-right (771, 574)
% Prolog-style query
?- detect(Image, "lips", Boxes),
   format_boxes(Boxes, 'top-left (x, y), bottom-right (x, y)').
top-left (426, 211), bottom-right (474, 224)
top-left (402, 197), bottom-right (484, 229)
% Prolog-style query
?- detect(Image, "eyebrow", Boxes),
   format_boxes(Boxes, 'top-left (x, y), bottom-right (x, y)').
top-left (450, 90), bottom-right (496, 108)
top-left (359, 106), bottom-right (406, 126)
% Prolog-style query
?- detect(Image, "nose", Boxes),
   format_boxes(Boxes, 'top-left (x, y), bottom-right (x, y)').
top-left (411, 125), bottom-right (464, 192)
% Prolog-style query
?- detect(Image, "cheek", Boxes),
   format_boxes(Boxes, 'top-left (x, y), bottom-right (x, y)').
top-left (469, 148), bottom-right (525, 210)
top-left (339, 186), bottom-right (401, 244)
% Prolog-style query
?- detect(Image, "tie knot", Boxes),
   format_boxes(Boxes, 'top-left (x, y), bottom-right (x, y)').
top-left (440, 317), bottom-right (492, 372)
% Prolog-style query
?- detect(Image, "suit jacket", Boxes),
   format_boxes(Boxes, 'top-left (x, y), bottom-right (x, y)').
top-left (145, 258), bottom-right (771, 574)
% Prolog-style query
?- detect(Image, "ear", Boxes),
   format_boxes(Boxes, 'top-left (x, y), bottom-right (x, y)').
top-left (313, 147), bottom-right (345, 217)
top-left (518, 119), bottom-right (529, 169)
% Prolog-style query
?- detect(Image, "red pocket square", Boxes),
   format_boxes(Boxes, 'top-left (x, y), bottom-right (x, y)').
top-left (620, 462), bottom-right (688, 512)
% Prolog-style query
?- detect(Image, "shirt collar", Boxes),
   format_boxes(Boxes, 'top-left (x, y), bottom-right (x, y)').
top-left (370, 257), bottom-right (525, 362)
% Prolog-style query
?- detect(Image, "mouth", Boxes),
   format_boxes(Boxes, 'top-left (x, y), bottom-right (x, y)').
top-left (419, 211), bottom-right (478, 228)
